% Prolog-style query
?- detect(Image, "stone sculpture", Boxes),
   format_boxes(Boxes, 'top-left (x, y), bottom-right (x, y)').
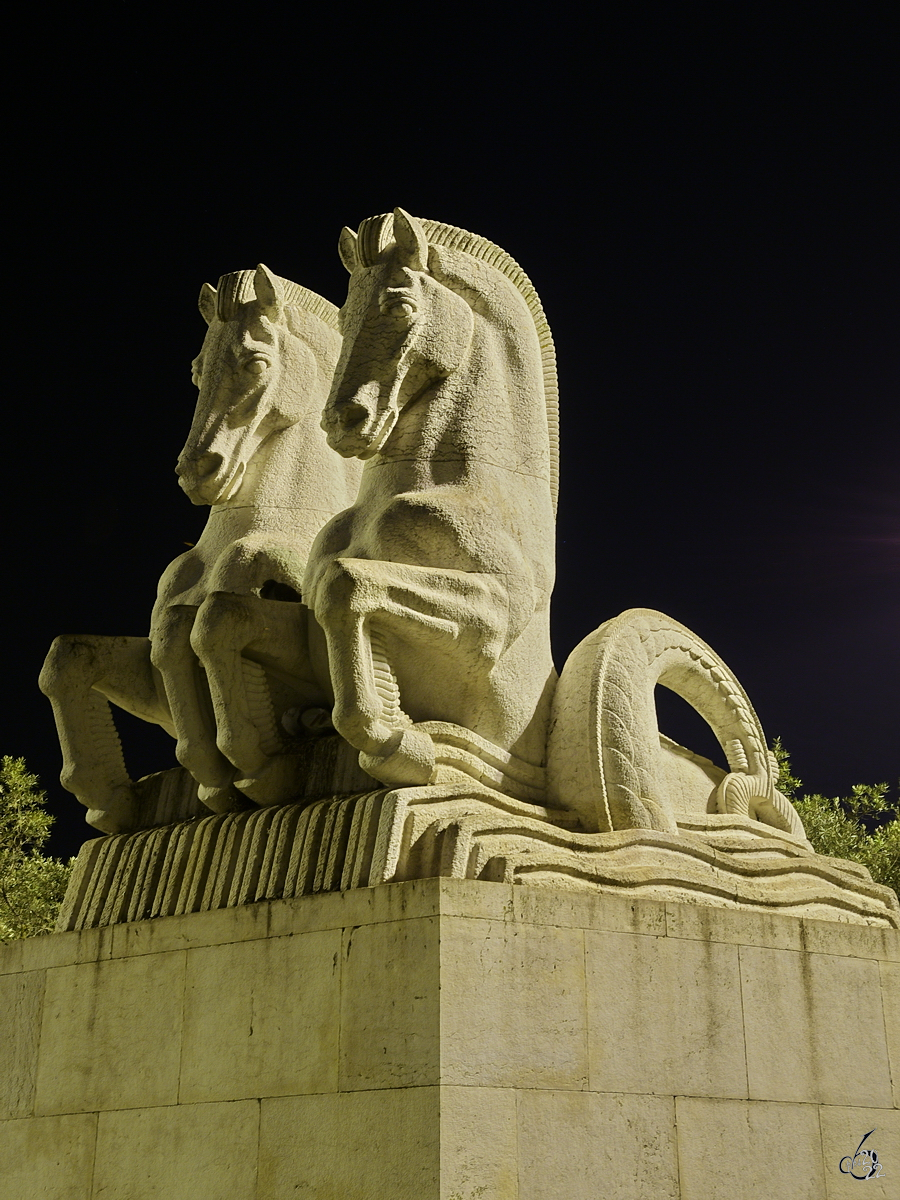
top-left (41, 266), bottom-right (361, 832)
top-left (303, 209), bottom-right (558, 798)
top-left (43, 220), bottom-right (900, 929)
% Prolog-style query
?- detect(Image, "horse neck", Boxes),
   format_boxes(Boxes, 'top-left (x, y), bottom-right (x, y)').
top-left (194, 408), bottom-right (357, 566)
top-left (244, 402), bottom-right (358, 523)
top-left (382, 318), bottom-right (551, 495)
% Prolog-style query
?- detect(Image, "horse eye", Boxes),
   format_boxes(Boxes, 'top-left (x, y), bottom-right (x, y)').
top-left (243, 358), bottom-right (269, 375)
top-left (191, 362), bottom-right (202, 386)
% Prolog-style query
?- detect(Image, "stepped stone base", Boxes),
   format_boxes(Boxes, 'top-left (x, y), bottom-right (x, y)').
top-left (2, 879), bottom-right (898, 1199)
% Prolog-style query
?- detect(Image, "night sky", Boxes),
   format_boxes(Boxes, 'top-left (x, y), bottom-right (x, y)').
top-left (10, 11), bottom-right (897, 860)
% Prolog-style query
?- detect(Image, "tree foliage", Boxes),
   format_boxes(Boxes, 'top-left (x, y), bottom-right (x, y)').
top-left (0, 757), bottom-right (73, 939)
top-left (772, 738), bottom-right (900, 899)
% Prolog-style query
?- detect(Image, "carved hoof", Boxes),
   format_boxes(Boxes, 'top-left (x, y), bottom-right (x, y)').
top-left (85, 785), bottom-right (139, 835)
top-left (198, 783), bottom-right (246, 814)
top-left (175, 737), bottom-right (236, 790)
top-left (359, 727), bottom-right (436, 787)
top-left (234, 754), bottom-right (304, 807)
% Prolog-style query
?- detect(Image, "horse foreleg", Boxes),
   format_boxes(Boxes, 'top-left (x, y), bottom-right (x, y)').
top-left (150, 605), bottom-right (234, 796)
top-left (190, 592), bottom-right (326, 805)
top-left (313, 565), bottom-right (437, 787)
top-left (39, 634), bottom-right (167, 833)
top-left (190, 593), bottom-right (280, 777)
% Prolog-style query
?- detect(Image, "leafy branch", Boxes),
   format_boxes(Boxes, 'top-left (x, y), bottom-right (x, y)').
top-left (772, 738), bottom-right (900, 898)
top-left (0, 756), bottom-right (73, 939)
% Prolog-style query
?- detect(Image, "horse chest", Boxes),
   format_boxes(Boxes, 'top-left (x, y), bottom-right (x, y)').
top-left (311, 489), bottom-right (519, 578)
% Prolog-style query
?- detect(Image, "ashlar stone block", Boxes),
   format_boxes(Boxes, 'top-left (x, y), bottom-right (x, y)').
top-left (585, 930), bottom-right (747, 1097)
top-left (0, 969), bottom-right (44, 1119)
top-left (34, 950), bottom-right (186, 1115)
top-left (0, 1112), bottom-right (97, 1200)
top-left (439, 1086), bottom-right (518, 1200)
top-left (440, 916), bottom-right (589, 1090)
top-left (880, 960), bottom-right (900, 1108)
top-left (514, 885), bottom-right (667, 937)
top-left (109, 898), bottom-right (270, 960)
top-left (517, 1089), bottom-right (679, 1200)
top-left (817, 1103), bottom-right (900, 1200)
top-left (258, 1090), bottom-right (440, 1200)
top-left (664, 900), bottom-right (804, 952)
top-left (674, 1096), bottom-right (824, 1200)
top-left (179, 928), bottom-right (341, 1103)
top-left (92, 1100), bottom-right (259, 1199)
top-left (740, 945), bottom-right (892, 1106)
top-left (339, 916), bottom-right (441, 1090)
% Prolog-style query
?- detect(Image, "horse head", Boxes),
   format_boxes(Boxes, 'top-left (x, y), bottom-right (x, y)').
top-left (321, 209), bottom-right (475, 459)
top-left (178, 265), bottom-right (340, 505)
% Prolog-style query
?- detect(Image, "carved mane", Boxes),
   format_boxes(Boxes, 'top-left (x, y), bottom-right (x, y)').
top-left (214, 269), bottom-right (341, 332)
top-left (354, 214), bottom-right (560, 512)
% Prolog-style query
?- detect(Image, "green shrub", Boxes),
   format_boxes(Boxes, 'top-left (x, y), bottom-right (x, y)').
top-left (0, 756), bottom-right (73, 939)
top-left (772, 738), bottom-right (899, 898)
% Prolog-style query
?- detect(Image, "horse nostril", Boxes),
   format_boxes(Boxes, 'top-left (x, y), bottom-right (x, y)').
top-left (176, 452), bottom-right (223, 483)
top-left (339, 402), bottom-right (368, 428)
top-left (194, 453), bottom-right (223, 478)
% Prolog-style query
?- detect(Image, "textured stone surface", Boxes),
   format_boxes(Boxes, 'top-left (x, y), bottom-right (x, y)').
top-left (5, 872), bottom-right (898, 1198)
top-left (0, 1112), bottom-right (97, 1200)
top-left (257, 1090), bottom-right (439, 1199)
top-left (881, 960), bottom-right (900, 1108)
top-left (675, 1097), bottom-right (825, 1200)
top-left (586, 930), bottom-right (748, 1097)
top-left (92, 1101), bottom-right (260, 1199)
top-left (339, 916), bottom-right (441, 1090)
top-left (441, 916), bottom-right (588, 1089)
top-left (179, 929), bottom-right (341, 1102)
top-left (439, 1086), bottom-right (519, 1199)
top-left (817, 1104), bottom-right (900, 1199)
top-left (740, 945), bottom-right (893, 1106)
top-left (0, 970), bottom-right (44, 1119)
top-left (34, 950), bottom-right (185, 1115)
top-left (517, 1090), bottom-right (679, 1200)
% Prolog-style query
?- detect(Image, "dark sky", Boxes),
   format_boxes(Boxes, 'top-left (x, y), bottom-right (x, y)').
top-left (9, 10), bottom-right (898, 860)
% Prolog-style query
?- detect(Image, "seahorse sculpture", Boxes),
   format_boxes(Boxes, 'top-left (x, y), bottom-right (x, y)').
top-left (548, 608), bottom-right (808, 841)
top-left (49, 224), bottom-right (900, 934)
top-left (41, 266), bottom-right (361, 832)
top-left (303, 209), bottom-right (558, 799)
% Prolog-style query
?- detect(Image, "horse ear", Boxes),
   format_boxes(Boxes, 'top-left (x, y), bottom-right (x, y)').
top-left (392, 208), bottom-right (428, 271)
top-left (338, 226), bottom-right (359, 273)
top-left (198, 283), bottom-right (217, 325)
top-left (254, 264), bottom-right (284, 322)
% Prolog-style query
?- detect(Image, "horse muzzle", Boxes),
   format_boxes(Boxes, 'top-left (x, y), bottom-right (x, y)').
top-left (176, 451), bottom-right (245, 505)
top-left (323, 381), bottom-right (397, 460)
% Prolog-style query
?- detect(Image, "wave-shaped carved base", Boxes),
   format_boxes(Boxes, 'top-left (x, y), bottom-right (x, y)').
top-left (59, 783), bottom-right (899, 931)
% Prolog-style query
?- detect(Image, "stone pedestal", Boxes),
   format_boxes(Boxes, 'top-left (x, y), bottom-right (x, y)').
top-left (2, 879), bottom-right (898, 1198)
